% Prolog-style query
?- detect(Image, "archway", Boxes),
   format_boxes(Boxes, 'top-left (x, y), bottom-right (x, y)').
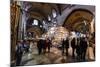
top-left (26, 27), bottom-right (43, 39)
top-left (63, 9), bottom-right (94, 34)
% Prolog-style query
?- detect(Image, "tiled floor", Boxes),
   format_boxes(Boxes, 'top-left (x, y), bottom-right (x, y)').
top-left (21, 46), bottom-right (94, 66)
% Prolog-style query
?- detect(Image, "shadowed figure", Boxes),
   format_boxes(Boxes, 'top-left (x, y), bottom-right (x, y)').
top-left (71, 38), bottom-right (76, 58)
top-left (62, 39), bottom-right (66, 56)
top-left (37, 39), bottom-right (42, 55)
top-left (65, 38), bottom-right (69, 56)
top-left (80, 37), bottom-right (88, 61)
top-left (46, 38), bottom-right (51, 53)
top-left (15, 41), bottom-right (24, 66)
top-left (76, 37), bottom-right (88, 61)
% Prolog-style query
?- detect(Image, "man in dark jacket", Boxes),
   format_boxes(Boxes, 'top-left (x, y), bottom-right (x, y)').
top-left (62, 39), bottom-right (66, 56)
top-left (65, 38), bottom-right (69, 56)
top-left (15, 41), bottom-right (23, 66)
top-left (37, 39), bottom-right (42, 55)
top-left (71, 38), bottom-right (76, 58)
top-left (80, 37), bottom-right (88, 60)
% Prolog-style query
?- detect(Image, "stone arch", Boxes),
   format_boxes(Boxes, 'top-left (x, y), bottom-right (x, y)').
top-left (63, 9), bottom-right (94, 33)
top-left (26, 27), bottom-right (43, 38)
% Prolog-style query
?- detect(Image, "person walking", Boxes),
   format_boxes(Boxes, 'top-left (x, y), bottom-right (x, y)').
top-left (71, 38), bottom-right (76, 58)
top-left (37, 39), bottom-right (42, 55)
top-left (62, 39), bottom-right (66, 56)
top-left (81, 37), bottom-right (88, 61)
top-left (65, 38), bottom-right (69, 56)
top-left (46, 38), bottom-right (51, 53)
top-left (15, 40), bottom-right (24, 66)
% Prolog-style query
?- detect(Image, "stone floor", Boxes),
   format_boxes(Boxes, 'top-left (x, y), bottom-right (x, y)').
top-left (20, 46), bottom-right (95, 66)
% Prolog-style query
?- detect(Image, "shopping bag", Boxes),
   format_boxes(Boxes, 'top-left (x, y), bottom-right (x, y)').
top-left (68, 46), bottom-right (73, 56)
top-left (88, 47), bottom-right (94, 60)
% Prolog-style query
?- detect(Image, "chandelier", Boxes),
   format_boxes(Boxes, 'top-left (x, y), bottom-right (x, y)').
top-left (45, 26), bottom-right (69, 40)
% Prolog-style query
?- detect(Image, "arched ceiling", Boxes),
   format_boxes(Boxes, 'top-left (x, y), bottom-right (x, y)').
top-left (22, 2), bottom-right (60, 21)
top-left (63, 9), bottom-right (94, 33)
top-left (26, 27), bottom-right (43, 37)
top-left (16, 1), bottom-right (95, 34)
top-left (28, 11), bottom-right (45, 22)
top-left (21, 2), bottom-right (63, 32)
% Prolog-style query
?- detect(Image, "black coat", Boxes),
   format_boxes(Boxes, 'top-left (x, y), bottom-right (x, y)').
top-left (71, 38), bottom-right (76, 49)
top-left (80, 38), bottom-right (88, 53)
top-left (65, 39), bottom-right (69, 48)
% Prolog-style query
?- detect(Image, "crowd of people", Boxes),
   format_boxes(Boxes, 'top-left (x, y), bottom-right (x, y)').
top-left (61, 37), bottom-right (89, 61)
top-left (15, 40), bottom-right (30, 66)
top-left (15, 38), bottom-right (52, 66)
top-left (14, 35), bottom-right (95, 66)
top-left (37, 38), bottom-right (51, 55)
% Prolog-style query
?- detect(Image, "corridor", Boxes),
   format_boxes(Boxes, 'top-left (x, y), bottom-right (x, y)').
top-left (20, 44), bottom-right (93, 66)
top-left (11, 1), bottom-right (95, 66)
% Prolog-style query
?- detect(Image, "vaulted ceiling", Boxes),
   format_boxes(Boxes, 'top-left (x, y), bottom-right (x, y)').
top-left (63, 9), bottom-right (94, 33)
top-left (11, 1), bottom-right (95, 37)
top-left (21, 1), bottom-right (75, 34)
